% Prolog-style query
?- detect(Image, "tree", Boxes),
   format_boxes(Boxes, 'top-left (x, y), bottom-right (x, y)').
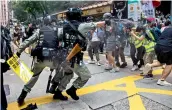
top-left (12, 1), bottom-right (98, 22)
top-left (20, 1), bottom-right (48, 19)
top-left (12, 1), bottom-right (28, 22)
top-left (12, 1), bottom-right (48, 20)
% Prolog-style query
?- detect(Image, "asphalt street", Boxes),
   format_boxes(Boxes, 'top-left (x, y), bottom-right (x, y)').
top-left (4, 45), bottom-right (172, 110)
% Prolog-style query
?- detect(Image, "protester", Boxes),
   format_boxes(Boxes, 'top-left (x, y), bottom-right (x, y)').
top-left (130, 25), bottom-right (145, 71)
top-left (13, 24), bottom-right (20, 47)
top-left (114, 23), bottom-right (127, 68)
top-left (155, 26), bottom-right (172, 86)
top-left (161, 20), bottom-right (171, 32)
top-left (98, 27), bottom-right (105, 54)
top-left (25, 23), bottom-right (35, 54)
top-left (88, 27), bottom-right (101, 66)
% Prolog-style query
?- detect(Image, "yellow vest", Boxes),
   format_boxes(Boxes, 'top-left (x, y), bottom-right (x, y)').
top-left (144, 30), bottom-right (156, 53)
top-left (134, 34), bottom-right (143, 48)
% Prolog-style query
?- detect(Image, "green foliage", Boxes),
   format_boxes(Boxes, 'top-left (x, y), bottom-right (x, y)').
top-left (12, 1), bottom-right (97, 21)
top-left (12, 1), bottom-right (48, 21)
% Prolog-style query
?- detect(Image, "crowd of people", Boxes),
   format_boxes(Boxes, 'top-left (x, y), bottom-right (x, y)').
top-left (1, 8), bottom-right (172, 110)
top-left (85, 13), bottom-right (172, 86)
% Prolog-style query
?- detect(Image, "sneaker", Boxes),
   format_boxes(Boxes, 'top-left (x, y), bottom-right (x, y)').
top-left (143, 64), bottom-right (152, 75)
top-left (110, 67), bottom-right (120, 73)
top-left (88, 60), bottom-right (95, 64)
top-left (140, 72), bottom-right (144, 76)
top-left (120, 62), bottom-right (127, 68)
top-left (97, 61), bottom-right (101, 66)
top-left (105, 63), bottom-right (112, 70)
top-left (131, 65), bottom-right (138, 71)
top-left (139, 66), bottom-right (144, 71)
top-left (157, 79), bottom-right (172, 86)
top-left (143, 74), bottom-right (153, 79)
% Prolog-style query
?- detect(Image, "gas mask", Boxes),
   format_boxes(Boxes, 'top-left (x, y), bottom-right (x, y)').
top-left (105, 19), bottom-right (111, 26)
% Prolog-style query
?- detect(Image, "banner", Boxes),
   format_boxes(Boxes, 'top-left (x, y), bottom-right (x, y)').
top-left (113, 1), bottom-right (128, 19)
top-left (141, 0), bottom-right (155, 18)
top-left (7, 54), bottom-right (33, 83)
top-left (128, 0), bottom-right (141, 21)
top-left (82, 5), bottom-right (111, 16)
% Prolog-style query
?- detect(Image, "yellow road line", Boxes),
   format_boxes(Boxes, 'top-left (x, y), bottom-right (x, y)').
top-left (137, 88), bottom-right (172, 95)
top-left (128, 95), bottom-right (146, 110)
top-left (8, 69), bottom-right (168, 110)
top-left (126, 82), bottom-right (145, 110)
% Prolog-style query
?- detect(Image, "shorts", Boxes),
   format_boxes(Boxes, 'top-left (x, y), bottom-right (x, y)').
top-left (105, 36), bottom-right (117, 52)
top-left (143, 51), bottom-right (156, 65)
top-left (106, 42), bottom-right (116, 52)
top-left (155, 45), bottom-right (172, 65)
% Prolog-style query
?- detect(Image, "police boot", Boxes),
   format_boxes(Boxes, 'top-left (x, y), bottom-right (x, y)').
top-left (17, 89), bottom-right (28, 106)
top-left (66, 86), bottom-right (79, 100)
top-left (53, 89), bottom-right (68, 100)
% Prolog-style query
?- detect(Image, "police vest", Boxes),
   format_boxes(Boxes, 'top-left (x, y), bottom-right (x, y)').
top-left (62, 20), bottom-right (81, 48)
top-left (144, 30), bottom-right (156, 53)
top-left (40, 25), bottom-right (58, 48)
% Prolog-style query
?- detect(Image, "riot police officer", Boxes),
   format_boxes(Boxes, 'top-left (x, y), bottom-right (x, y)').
top-left (16, 17), bottom-right (68, 106)
top-left (51, 8), bottom-right (98, 101)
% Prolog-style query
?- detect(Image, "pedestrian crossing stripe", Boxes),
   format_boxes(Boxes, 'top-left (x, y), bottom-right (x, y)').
top-left (7, 54), bottom-right (34, 83)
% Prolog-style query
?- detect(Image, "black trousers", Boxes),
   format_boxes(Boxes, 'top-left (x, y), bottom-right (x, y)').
top-left (115, 46), bottom-right (126, 63)
top-left (99, 42), bottom-right (104, 53)
top-left (1, 72), bottom-right (7, 110)
top-left (130, 43), bottom-right (145, 68)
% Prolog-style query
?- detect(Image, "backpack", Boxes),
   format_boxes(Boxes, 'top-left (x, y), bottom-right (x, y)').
top-left (1, 27), bottom-right (13, 73)
top-left (40, 25), bottom-right (58, 48)
top-left (97, 28), bottom-right (105, 41)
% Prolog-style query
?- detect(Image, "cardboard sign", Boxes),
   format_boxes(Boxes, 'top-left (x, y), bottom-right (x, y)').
top-left (7, 54), bottom-right (33, 83)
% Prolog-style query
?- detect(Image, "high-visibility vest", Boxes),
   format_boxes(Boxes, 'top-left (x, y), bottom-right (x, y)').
top-left (134, 34), bottom-right (143, 48)
top-left (144, 30), bottom-right (156, 53)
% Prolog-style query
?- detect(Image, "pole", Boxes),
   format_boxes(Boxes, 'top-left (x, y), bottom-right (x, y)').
top-left (171, 1), bottom-right (172, 22)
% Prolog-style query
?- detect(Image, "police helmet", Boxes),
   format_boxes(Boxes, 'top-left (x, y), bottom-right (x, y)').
top-left (87, 16), bottom-right (94, 22)
top-left (43, 16), bottom-right (51, 25)
top-left (103, 13), bottom-right (112, 20)
top-left (66, 8), bottom-right (83, 21)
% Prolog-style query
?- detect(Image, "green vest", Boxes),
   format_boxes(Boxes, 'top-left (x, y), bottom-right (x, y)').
top-left (144, 30), bottom-right (156, 53)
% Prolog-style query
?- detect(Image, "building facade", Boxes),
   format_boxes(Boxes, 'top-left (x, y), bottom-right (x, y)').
top-left (0, 0), bottom-right (9, 26)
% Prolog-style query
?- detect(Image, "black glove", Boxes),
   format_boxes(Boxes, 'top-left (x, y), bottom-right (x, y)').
top-left (16, 52), bottom-right (21, 57)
